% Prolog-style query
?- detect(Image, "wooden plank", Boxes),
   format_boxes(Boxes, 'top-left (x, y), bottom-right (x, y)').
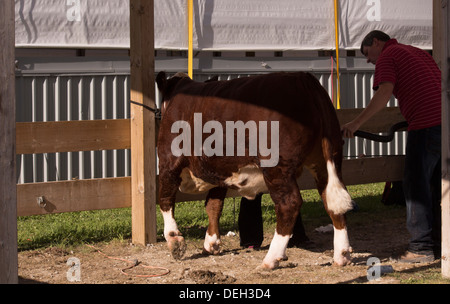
top-left (341, 156), bottom-right (405, 185)
top-left (0, 0), bottom-right (18, 284)
top-left (130, 0), bottom-right (158, 245)
top-left (17, 177), bottom-right (131, 217)
top-left (16, 119), bottom-right (131, 154)
top-left (336, 107), bottom-right (405, 133)
top-left (13, 107), bottom-right (403, 156)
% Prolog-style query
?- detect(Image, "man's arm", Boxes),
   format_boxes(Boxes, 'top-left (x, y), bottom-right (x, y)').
top-left (341, 82), bottom-right (394, 138)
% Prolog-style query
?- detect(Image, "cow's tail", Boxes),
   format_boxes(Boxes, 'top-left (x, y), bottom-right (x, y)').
top-left (321, 137), bottom-right (353, 215)
top-left (302, 72), bottom-right (353, 215)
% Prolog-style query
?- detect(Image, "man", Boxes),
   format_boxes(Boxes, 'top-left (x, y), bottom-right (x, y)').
top-left (238, 194), bottom-right (310, 249)
top-left (342, 30), bottom-right (442, 263)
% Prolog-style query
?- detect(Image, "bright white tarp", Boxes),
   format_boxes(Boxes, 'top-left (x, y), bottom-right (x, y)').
top-left (15, 0), bottom-right (432, 50)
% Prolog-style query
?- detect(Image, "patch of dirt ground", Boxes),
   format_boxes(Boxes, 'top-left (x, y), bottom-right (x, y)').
top-left (18, 214), bottom-right (446, 284)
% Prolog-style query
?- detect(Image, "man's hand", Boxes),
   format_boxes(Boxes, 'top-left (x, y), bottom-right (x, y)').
top-left (341, 121), bottom-right (361, 138)
top-left (341, 82), bottom-right (394, 138)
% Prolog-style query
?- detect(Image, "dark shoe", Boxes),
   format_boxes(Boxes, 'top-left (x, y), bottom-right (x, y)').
top-left (241, 244), bottom-right (261, 250)
top-left (392, 250), bottom-right (435, 264)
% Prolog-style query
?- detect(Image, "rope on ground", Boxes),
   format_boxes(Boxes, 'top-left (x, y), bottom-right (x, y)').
top-left (86, 244), bottom-right (170, 278)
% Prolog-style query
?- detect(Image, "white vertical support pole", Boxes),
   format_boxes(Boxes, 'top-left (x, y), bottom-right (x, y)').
top-left (438, 0), bottom-right (450, 278)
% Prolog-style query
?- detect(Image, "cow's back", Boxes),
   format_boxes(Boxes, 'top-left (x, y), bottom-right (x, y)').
top-left (166, 72), bottom-right (338, 131)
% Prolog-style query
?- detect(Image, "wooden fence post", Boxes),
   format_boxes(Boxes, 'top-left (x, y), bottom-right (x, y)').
top-left (438, 0), bottom-right (450, 278)
top-left (130, 0), bottom-right (157, 245)
top-left (0, 0), bottom-right (18, 284)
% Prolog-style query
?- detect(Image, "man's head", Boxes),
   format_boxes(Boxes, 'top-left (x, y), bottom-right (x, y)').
top-left (360, 30), bottom-right (391, 65)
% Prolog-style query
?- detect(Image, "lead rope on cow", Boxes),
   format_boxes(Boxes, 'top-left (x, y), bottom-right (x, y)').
top-left (130, 100), bottom-right (162, 120)
top-left (86, 244), bottom-right (170, 278)
top-left (353, 121), bottom-right (408, 142)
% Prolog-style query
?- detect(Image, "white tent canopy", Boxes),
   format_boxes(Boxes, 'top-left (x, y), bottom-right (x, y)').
top-left (15, 0), bottom-right (432, 50)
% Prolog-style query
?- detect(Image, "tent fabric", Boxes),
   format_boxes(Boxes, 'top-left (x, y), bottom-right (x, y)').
top-left (15, 0), bottom-right (432, 50)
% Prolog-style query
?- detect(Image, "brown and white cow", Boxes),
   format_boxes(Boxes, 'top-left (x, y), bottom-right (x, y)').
top-left (156, 71), bottom-right (353, 269)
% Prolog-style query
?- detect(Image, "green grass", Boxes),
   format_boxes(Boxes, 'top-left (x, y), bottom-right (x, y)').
top-left (18, 183), bottom-right (388, 251)
top-left (18, 208), bottom-right (133, 251)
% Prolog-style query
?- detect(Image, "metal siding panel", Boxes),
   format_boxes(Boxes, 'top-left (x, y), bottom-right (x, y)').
top-left (15, 58), bottom-right (406, 184)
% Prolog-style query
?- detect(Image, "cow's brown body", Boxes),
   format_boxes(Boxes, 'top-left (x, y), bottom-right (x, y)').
top-left (156, 71), bottom-right (353, 269)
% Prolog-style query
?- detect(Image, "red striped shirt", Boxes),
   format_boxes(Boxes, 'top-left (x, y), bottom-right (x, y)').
top-left (373, 39), bottom-right (441, 130)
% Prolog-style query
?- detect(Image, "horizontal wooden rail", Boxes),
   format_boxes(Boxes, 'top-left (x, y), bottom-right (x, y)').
top-left (17, 156), bottom-right (404, 216)
top-left (17, 177), bottom-right (131, 216)
top-left (336, 107), bottom-right (404, 133)
top-left (15, 108), bottom-right (404, 155)
top-left (16, 119), bottom-right (130, 154)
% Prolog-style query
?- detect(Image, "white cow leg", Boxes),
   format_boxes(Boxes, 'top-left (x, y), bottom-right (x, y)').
top-left (333, 226), bottom-right (352, 266)
top-left (203, 187), bottom-right (226, 255)
top-left (162, 208), bottom-right (186, 260)
top-left (261, 231), bottom-right (290, 269)
top-left (203, 232), bottom-right (220, 255)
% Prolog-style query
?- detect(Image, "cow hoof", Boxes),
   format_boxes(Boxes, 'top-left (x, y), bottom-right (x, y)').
top-left (202, 246), bottom-right (220, 256)
top-left (202, 242), bottom-right (221, 255)
top-left (260, 256), bottom-right (287, 270)
top-left (333, 248), bottom-right (352, 266)
top-left (259, 260), bottom-right (280, 270)
top-left (167, 234), bottom-right (186, 260)
top-left (203, 233), bottom-right (221, 255)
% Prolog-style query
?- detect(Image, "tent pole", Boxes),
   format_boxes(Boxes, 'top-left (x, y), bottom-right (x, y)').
top-left (334, 0), bottom-right (341, 109)
top-left (188, 0), bottom-right (194, 79)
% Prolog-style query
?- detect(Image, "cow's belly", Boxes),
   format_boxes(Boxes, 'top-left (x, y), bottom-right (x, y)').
top-left (179, 165), bottom-right (268, 199)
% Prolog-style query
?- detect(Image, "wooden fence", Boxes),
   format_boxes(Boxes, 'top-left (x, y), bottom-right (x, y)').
top-left (16, 106), bottom-right (406, 217)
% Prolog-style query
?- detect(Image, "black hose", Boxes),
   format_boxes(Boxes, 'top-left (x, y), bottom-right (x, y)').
top-left (353, 121), bottom-right (408, 143)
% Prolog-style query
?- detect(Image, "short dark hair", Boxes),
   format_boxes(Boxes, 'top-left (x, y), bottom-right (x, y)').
top-left (360, 30), bottom-right (391, 55)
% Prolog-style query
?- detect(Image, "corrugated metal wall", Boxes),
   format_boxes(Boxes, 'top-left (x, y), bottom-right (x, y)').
top-left (16, 74), bottom-right (131, 183)
top-left (194, 70), bottom-right (406, 160)
top-left (15, 56), bottom-right (406, 184)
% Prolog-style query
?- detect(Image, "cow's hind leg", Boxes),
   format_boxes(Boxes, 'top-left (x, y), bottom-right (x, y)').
top-left (203, 187), bottom-right (227, 255)
top-left (306, 150), bottom-right (353, 266)
top-left (261, 172), bottom-right (302, 269)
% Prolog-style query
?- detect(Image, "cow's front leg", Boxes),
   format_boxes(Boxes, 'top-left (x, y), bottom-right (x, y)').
top-left (159, 168), bottom-right (186, 260)
top-left (262, 231), bottom-right (290, 269)
top-left (262, 177), bottom-right (302, 269)
top-left (158, 163), bottom-right (186, 260)
top-left (203, 187), bottom-right (227, 255)
top-left (160, 198), bottom-right (186, 260)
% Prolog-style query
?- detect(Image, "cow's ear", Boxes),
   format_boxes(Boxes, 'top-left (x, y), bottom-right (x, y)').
top-left (156, 71), bottom-right (167, 92)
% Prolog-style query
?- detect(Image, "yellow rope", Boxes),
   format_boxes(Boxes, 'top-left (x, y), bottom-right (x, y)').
top-left (334, 0), bottom-right (341, 109)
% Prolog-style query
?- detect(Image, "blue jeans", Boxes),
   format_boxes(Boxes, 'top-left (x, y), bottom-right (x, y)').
top-left (403, 125), bottom-right (441, 255)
